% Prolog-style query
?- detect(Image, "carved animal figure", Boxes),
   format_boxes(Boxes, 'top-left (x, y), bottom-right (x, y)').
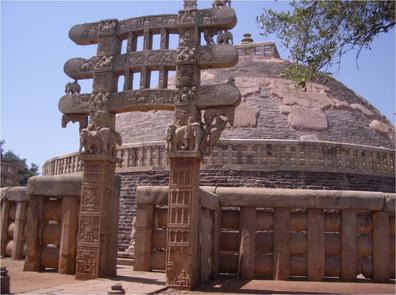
top-left (212, 0), bottom-right (231, 9)
top-left (173, 124), bottom-right (194, 150)
top-left (184, 0), bottom-right (197, 11)
top-left (165, 124), bottom-right (177, 151)
top-left (217, 30), bottom-right (233, 45)
top-left (203, 30), bottom-right (215, 45)
top-left (65, 80), bottom-right (81, 95)
top-left (80, 129), bottom-right (102, 154)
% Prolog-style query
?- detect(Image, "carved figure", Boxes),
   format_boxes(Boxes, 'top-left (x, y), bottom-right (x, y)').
top-left (212, 0), bottom-right (231, 9)
top-left (166, 118), bottom-right (201, 151)
top-left (80, 57), bottom-right (98, 72)
top-left (65, 80), bottom-right (81, 95)
top-left (183, 0), bottom-right (197, 11)
top-left (95, 56), bottom-right (113, 71)
top-left (80, 129), bottom-right (102, 154)
top-left (80, 127), bottom-right (121, 156)
top-left (203, 30), bottom-right (215, 46)
top-left (177, 47), bottom-right (196, 63)
top-left (217, 30), bottom-right (233, 45)
top-left (165, 124), bottom-right (177, 151)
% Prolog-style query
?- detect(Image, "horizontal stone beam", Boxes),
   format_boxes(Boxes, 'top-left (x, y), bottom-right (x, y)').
top-left (64, 44), bottom-right (238, 80)
top-left (136, 186), bottom-right (395, 212)
top-left (200, 189), bottom-right (220, 211)
top-left (69, 8), bottom-right (237, 45)
top-left (0, 187), bottom-right (28, 202)
top-left (315, 190), bottom-right (385, 211)
top-left (58, 83), bottom-right (240, 115)
top-left (137, 186), bottom-right (168, 205)
top-left (216, 187), bottom-right (317, 208)
top-left (27, 175), bottom-right (82, 197)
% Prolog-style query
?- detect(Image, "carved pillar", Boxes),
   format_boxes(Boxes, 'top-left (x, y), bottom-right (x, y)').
top-left (160, 28), bottom-right (169, 49)
top-left (166, 157), bottom-right (201, 289)
top-left (76, 155), bottom-right (118, 279)
top-left (75, 19), bottom-right (121, 279)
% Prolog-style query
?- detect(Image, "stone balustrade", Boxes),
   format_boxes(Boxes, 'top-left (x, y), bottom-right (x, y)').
top-left (0, 187), bottom-right (29, 260)
top-left (23, 176), bottom-right (81, 274)
top-left (135, 186), bottom-right (395, 282)
top-left (42, 140), bottom-right (395, 177)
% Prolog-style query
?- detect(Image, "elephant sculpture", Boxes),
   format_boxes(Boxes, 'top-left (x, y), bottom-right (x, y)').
top-left (65, 80), bottom-right (81, 95)
top-left (217, 30), bottom-right (233, 45)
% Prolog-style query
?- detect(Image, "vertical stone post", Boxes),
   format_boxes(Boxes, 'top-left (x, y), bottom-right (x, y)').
top-left (75, 19), bottom-right (121, 279)
top-left (12, 201), bottom-right (28, 259)
top-left (134, 204), bottom-right (154, 271)
top-left (238, 207), bottom-right (256, 279)
top-left (59, 196), bottom-right (79, 274)
top-left (341, 210), bottom-right (358, 281)
top-left (373, 211), bottom-right (390, 282)
top-left (24, 197), bottom-right (45, 271)
top-left (273, 208), bottom-right (290, 280)
top-left (0, 198), bottom-right (10, 257)
top-left (75, 156), bottom-right (118, 279)
top-left (166, 157), bottom-right (201, 289)
top-left (307, 209), bottom-right (325, 281)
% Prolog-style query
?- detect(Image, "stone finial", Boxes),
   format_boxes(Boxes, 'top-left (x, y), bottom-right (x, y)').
top-left (241, 33), bottom-right (253, 44)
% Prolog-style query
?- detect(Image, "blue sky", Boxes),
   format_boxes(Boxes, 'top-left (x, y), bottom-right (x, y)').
top-left (1, 1), bottom-right (395, 171)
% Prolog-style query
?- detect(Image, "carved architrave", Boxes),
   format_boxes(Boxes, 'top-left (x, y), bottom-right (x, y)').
top-left (98, 19), bottom-right (118, 36)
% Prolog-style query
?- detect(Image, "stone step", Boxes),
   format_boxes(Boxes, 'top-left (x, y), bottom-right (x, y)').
top-left (117, 258), bottom-right (134, 266)
top-left (117, 251), bottom-right (134, 259)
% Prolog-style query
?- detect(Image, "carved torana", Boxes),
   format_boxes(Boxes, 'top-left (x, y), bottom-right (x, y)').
top-left (59, 0), bottom-right (240, 286)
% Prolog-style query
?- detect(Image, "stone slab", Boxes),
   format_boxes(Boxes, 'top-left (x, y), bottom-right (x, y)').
top-left (315, 190), bottom-right (385, 210)
top-left (1, 186), bottom-right (28, 202)
top-left (136, 186), bottom-right (168, 205)
top-left (27, 176), bottom-right (82, 197)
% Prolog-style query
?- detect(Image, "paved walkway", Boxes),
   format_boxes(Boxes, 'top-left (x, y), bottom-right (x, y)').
top-left (2, 259), bottom-right (166, 294)
top-left (2, 259), bottom-right (395, 294)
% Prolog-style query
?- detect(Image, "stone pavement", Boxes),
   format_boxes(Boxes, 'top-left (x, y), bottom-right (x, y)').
top-left (2, 259), bottom-right (166, 294)
top-left (2, 259), bottom-right (395, 294)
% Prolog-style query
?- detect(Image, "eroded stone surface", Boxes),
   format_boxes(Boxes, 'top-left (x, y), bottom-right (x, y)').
top-left (287, 106), bottom-right (328, 131)
top-left (233, 101), bottom-right (258, 127)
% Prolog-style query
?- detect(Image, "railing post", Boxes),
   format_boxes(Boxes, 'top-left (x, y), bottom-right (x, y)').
top-left (12, 201), bottom-right (28, 259)
top-left (341, 210), bottom-right (358, 281)
top-left (58, 196), bottom-right (80, 274)
top-left (134, 204), bottom-right (154, 271)
top-left (307, 209), bottom-right (325, 281)
top-left (0, 198), bottom-right (10, 257)
top-left (273, 208), bottom-right (290, 280)
top-left (373, 211), bottom-right (390, 282)
top-left (238, 206), bottom-right (256, 279)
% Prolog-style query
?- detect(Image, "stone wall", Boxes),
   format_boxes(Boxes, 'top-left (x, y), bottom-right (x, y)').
top-left (116, 169), bottom-right (395, 251)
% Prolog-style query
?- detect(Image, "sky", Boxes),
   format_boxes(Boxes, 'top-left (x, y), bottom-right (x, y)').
top-left (1, 1), bottom-right (395, 172)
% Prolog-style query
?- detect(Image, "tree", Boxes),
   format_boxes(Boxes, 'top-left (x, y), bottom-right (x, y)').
top-left (1, 140), bottom-right (39, 186)
top-left (257, 0), bottom-right (395, 88)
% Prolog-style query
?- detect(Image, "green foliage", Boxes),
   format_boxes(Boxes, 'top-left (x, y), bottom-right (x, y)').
top-left (1, 140), bottom-right (39, 186)
top-left (257, 0), bottom-right (395, 86)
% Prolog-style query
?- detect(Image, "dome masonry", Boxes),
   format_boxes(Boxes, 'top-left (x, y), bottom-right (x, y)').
top-left (116, 39), bottom-right (395, 149)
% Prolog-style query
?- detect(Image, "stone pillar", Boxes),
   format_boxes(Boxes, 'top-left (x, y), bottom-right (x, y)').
top-left (200, 208), bottom-right (212, 282)
top-left (307, 209), bottom-right (325, 281)
top-left (238, 207), bottom-right (256, 279)
top-left (134, 204), bottom-right (154, 271)
top-left (160, 28), bottom-right (169, 49)
top-left (341, 210), bottom-right (358, 281)
top-left (0, 199), bottom-right (10, 257)
top-left (75, 155), bottom-right (118, 279)
top-left (24, 197), bottom-right (45, 271)
top-left (59, 196), bottom-right (79, 274)
top-left (12, 202), bottom-right (28, 259)
top-left (212, 209), bottom-right (220, 280)
top-left (75, 20), bottom-right (121, 279)
top-left (166, 157), bottom-right (201, 289)
top-left (373, 211), bottom-right (390, 282)
top-left (273, 208), bottom-right (290, 280)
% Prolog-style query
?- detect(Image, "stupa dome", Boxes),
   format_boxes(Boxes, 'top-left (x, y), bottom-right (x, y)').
top-left (116, 39), bottom-right (395, 149)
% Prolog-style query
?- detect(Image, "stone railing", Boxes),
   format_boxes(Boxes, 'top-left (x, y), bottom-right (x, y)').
top-left (135, 186), bottom-right (395, 282)
top-left (42, 140), bottom-right (395, 177)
